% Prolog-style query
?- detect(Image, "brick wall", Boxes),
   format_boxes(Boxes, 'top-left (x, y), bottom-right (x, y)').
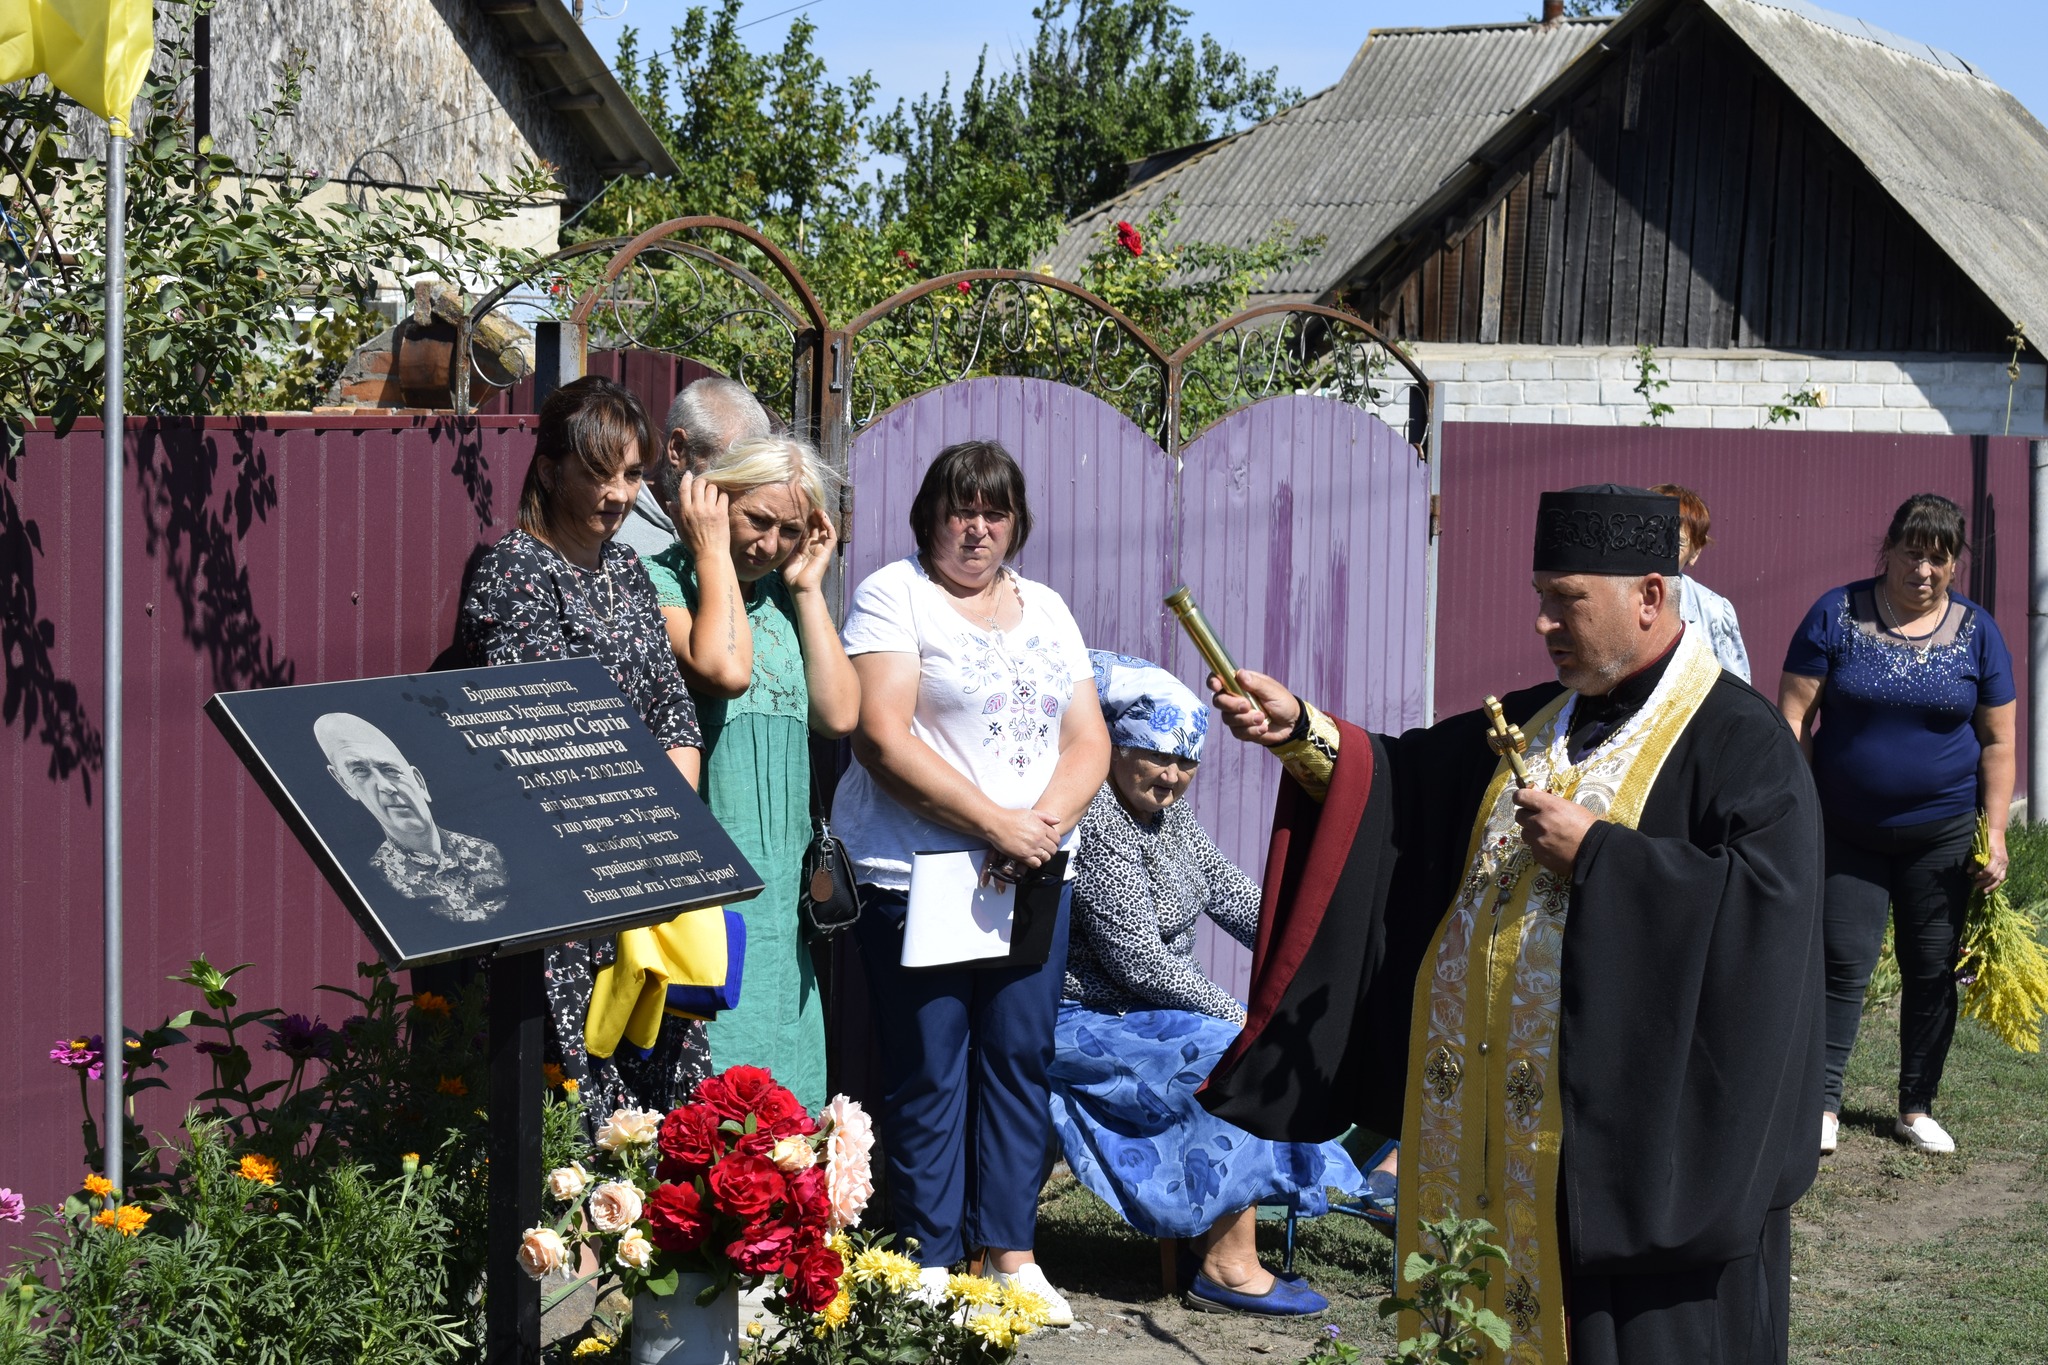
top-left (1413, 344), bottom-right (2048, 436)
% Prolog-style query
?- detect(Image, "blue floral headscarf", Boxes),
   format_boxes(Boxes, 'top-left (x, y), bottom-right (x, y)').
top-left (1089, 650), bottom-right (1208, 764)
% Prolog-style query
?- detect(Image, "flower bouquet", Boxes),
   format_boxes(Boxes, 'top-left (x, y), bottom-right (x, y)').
top-left (526, 1066), bottom-right (874, 1359)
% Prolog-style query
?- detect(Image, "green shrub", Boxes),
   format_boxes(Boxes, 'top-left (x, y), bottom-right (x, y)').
top-left (1, 957), bottom-right (495, 1361)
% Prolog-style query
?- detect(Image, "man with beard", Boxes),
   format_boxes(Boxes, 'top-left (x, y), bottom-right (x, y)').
top-left (1199, 485), bottom-right (1824, 1364)
top-left (314, 712), bottom-right (507, 923)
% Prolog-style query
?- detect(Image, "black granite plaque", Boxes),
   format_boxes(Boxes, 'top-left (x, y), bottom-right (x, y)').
top-left (207, 657), bottom-right (761, 966)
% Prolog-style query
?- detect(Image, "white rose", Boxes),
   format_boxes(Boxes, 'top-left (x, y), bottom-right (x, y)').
top-left (616, 1227), bottom-right (655, 1271)
top-left (594, 1107), bottom-right (663, 1152)
top-left (545, 1162), bottom-right (589, 1202)
top-left (770, 1136), bottom-right (817, 1173)
top-left (587, 1180), bottom-right (645, 1234)
top-left (517, 1226), bottom-right (567, 1279)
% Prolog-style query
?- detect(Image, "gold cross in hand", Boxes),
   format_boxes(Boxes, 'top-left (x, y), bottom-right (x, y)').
top-left (1482, 695), bottom-right (1532, 789)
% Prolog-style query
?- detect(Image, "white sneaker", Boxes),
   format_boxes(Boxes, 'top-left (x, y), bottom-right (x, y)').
top-left (990, 1262), bottom-right (1074, 1328)
top-left (912, 1267), bottom-right (952, 1306)
top-left (1894, 1114), bottom-right (1956, 1153)
top-left (1820, 1112), bottom-right (1838, 1155)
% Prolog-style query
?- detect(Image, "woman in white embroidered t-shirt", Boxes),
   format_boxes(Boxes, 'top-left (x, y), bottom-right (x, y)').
top-left (835, 440), bottom-right (1110, 1321)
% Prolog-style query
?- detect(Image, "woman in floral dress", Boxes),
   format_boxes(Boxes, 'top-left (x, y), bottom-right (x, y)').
top-left (456, 376), bottom-right (707, 1120)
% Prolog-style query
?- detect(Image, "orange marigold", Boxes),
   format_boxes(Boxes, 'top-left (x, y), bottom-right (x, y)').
top-left (83, 1173), bottom-right (114, 1198)
top-left (237, 1154), bottom-right (281, 1186)
top-left (412, 991), bottom-right (453, 1017)
top-left (93, 1205), bottom-right (150, 1236)
top-left (541, 1063), bottom-right (566, 1089)
top-left (437, 1075), bottom-right (468, 1097)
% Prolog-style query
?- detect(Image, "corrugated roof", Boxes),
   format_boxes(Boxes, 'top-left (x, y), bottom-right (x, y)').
top-left (1043, 18), bottom-right (1611, 300)
top-left (1705, 0), bottom-right (2048, 351)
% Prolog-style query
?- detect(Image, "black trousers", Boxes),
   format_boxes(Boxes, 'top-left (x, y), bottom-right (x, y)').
top-left (1820, 811), bottom-right (1976, 1115)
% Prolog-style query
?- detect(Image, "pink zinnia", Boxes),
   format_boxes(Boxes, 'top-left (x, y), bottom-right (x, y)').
top-left (50, 1036), bottom-right (103, 1080)
top-left (820, 1094), bottom-right (874, 1231)
top-left (0, 1188), bottom-right (24, 1224)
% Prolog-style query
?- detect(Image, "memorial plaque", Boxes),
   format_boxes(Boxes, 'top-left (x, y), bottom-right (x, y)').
top-left (208, 658), bottom-right (761, 966)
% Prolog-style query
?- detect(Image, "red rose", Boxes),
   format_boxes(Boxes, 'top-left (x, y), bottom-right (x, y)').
top-left (755, 1089), bottom-right (817, 1140)
top-left (728, 1129), bottom-right (777, 1162)
top-left (788, 1242), bottom-right (843, 1312)
top-left (786, 1166), bottom-right (829, 1226)
top-left (646, 1182), bottom-right (710, 1253)
top-left (956, 279), bottom-right (973, 294)
top-left (1115, 220), bottom-right (1143, 256)
top-left (707, 1153), bottom-right (783, 1219)
top-left (658, 1104), bottom-right (722, 1172)
top-left (724, 1219), bottom-right (798, 1276)
top-left (695, 1065), bottom-right (782, 1123)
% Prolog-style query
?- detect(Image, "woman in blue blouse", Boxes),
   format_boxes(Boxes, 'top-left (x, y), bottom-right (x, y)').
top-left (1779, 493), bottom-right (2016, 1158)
top-left (1050, 652), bottom-right (1367, 1317)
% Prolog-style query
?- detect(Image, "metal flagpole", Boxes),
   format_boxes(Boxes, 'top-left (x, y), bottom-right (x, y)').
top-left (2031, 438), bottom-right (2048, 822)
top-left (103, 128), bottom-right (127, 1194)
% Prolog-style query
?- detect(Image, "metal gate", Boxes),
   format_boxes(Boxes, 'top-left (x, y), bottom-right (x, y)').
top-left (453, 220), bottom-right (1443, 994)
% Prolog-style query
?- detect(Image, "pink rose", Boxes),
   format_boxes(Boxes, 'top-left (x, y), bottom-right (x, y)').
top-left (821, 1095), bottom-right (875, 1231)
top-left (545, 1162), bottom-right (588, 1202)
top-left (517, 1226), bottom-right (567, 1279)
top-left (616, 1227), bottom-right (655, 1271)
top-left (587, 1180), bottom-right (643, 1234)
top-left (770, 1136), bottom-right (816, 1173)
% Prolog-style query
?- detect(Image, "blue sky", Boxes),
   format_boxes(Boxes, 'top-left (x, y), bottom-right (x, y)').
top-left (581, 0), bottom-right (2048, 135)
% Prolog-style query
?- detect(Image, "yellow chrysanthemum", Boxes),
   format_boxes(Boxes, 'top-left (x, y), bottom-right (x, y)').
top-left (570, 1334), bottom-right (614, 1357)
top-left (997, 1283), bottom-right (1051, 1330)
top-left (946, 1273), bottom-right (999, 1306)
top-left (93, 1205), bottom-right (150, 1236)
top-left (82, 1174), bottom-right (114, 1198)
top-left (237, 1154), bottom-right (280, 1186)
top-left (819, 1288), bottom-right (852, 1331)
top-left (968, 1313), bottom-right (1018, 1349)
top-left (744, 1321), bottom-right (763, 1339)
top-left (826, 1231), bottom-right (852, 1257)
top-left (849, 1247), bottom-right (921, 1293)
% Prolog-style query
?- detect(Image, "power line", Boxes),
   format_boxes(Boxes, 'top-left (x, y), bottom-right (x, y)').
top-left (738, 0), bottom-right (828, 31)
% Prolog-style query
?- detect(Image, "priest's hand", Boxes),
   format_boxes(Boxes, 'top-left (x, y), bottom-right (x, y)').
top-left (1512, 788), bottom-right (1597, 876)
top-left (1208, 670), bottom-right (1300, 748)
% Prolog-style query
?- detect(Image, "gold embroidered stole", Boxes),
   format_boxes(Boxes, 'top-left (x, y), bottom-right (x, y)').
top-left (1395, 630), bottom-right (1721, 1364)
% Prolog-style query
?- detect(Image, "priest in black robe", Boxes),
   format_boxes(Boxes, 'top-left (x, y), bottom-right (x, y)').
top-left (1199, 485), bottom-right (1824, 1365)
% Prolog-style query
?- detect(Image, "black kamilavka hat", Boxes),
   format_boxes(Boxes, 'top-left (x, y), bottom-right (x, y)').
top-left (1532, 484), bottom-right (1682, 575)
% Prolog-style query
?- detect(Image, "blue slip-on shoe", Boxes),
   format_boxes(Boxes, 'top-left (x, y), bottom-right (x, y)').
top-left (1185, 1271), bottom-right (1329, 1317)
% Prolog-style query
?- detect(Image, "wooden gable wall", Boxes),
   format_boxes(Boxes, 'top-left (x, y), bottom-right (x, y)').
top-left (1349, 10), bottom-right (2013, 353)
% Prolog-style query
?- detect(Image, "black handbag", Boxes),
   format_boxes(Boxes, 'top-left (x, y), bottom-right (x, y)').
top-left (799, 804), bottom-right (862, 937)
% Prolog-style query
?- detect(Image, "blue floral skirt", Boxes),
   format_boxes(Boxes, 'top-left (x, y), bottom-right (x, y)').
top-left (1047, 1003), bottom-right (1366, 1239)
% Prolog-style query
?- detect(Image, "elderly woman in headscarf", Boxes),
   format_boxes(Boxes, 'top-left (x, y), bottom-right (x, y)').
top-left (1047, 652), bottom-right (1369, 1318)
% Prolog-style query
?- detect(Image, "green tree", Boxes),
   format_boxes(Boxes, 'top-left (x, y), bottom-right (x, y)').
top-left (0, 2), bottom-right (547, 445)
top-left (590, 0), bottom-right (1301, 330)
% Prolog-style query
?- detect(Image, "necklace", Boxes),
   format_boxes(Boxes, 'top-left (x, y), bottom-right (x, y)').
top-left (1876, 583), bottom-right (1944, 646)
top-left (533, 529), bottom-right (616, 621)
top-left (927, 557), bottom-right (1015, 633)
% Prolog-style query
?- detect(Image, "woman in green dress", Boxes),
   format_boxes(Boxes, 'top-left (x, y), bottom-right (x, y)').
top-left (642, 435), bottom-right (860, 1110)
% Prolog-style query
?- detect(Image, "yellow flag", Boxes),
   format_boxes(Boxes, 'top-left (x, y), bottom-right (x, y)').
top-left (0, 0), bottom-right (37, 87)
top-left (2, 0), bottom-right (154, 135)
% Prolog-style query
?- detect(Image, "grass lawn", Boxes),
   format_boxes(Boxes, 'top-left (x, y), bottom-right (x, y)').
top-left (1036, 831), bottom-right (2048, 1364)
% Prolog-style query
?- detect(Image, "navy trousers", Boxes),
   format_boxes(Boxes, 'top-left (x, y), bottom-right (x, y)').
top-left (853, 883), bottom-right (1072, 1268)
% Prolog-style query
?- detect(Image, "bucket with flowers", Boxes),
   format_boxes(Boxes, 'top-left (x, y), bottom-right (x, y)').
top-left (525, 1066), bottom-right (873, 1365)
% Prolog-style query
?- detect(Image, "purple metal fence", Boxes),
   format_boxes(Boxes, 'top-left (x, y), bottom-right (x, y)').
top-left (846, 377), bottom-right (1179, 657)
top-left (1175, 397), bottom-right (1432, 996)
top-left (846, 379), bottom-right (1432, 999)
top-left (1435, 426), bottom-right (2031, 778)
top-left (2, 415), bottom-right (533, 1246)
